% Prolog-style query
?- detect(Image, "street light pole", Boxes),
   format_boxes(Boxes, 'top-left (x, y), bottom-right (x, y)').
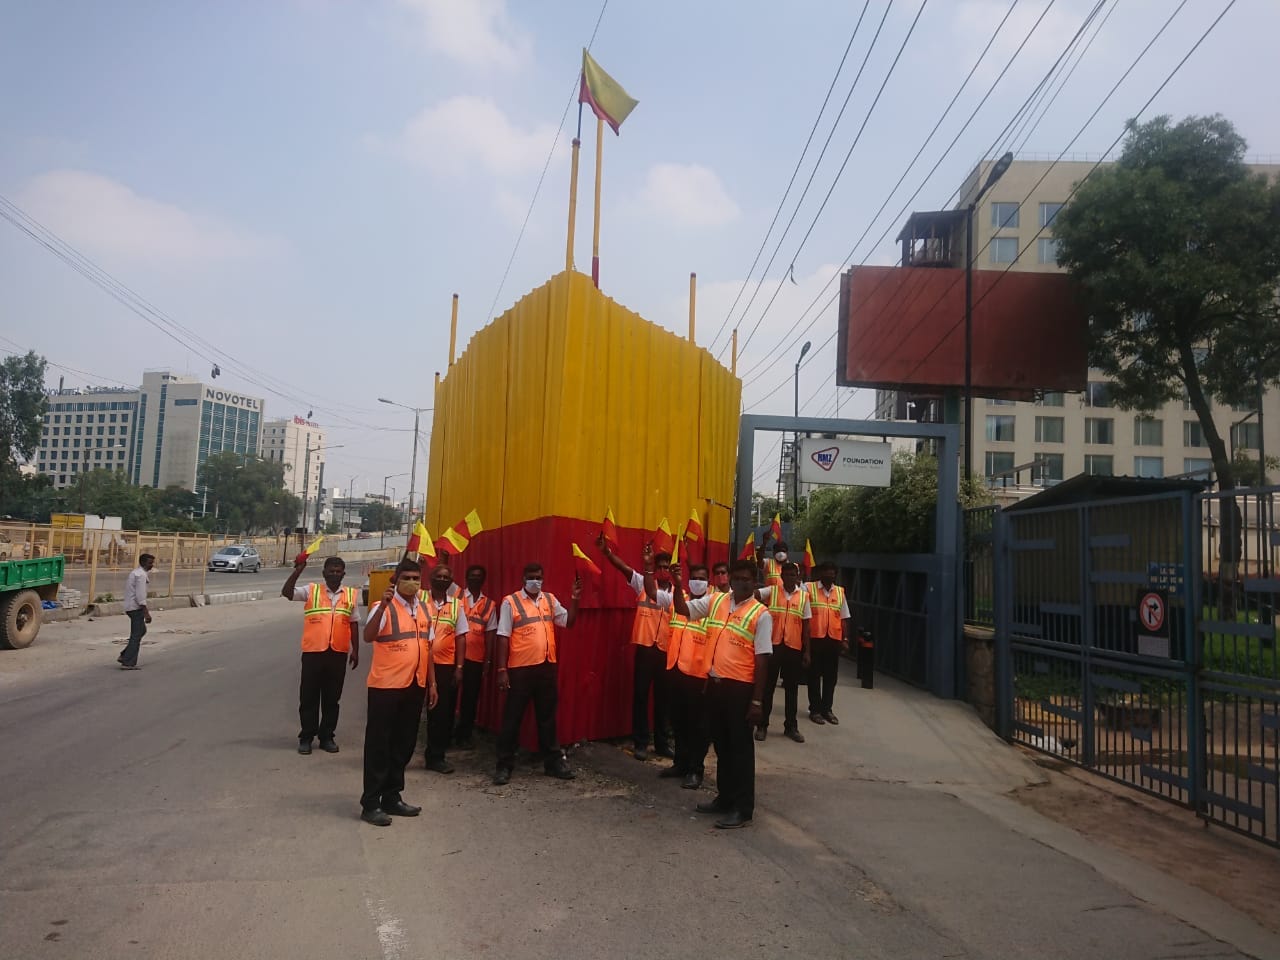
top-left (380, 472), bottom-right (407, 550)
top-left (379, 398), bottom-right (432, 535)
top-left (964, 151), bottom-right (1013, 483)
top-left (793, 340), bottom-right (812, 510)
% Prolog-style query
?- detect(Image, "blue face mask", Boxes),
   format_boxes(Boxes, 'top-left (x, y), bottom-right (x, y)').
top-left (524, 579), bottom-right (543, 595)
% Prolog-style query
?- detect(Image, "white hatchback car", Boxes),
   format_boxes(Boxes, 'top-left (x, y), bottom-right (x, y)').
top-left (208, 545), bottom-right (262, 573)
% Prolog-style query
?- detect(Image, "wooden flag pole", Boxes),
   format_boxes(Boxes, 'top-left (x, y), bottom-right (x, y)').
top-left (688, 272), bottom-right (697, 342)
top-left (591, 115), bottom-right (604, 288)
top-left (448, 293), bottom-right (459, 366)
top-left (566, 137), bottom-right (581, 272)
top-left (731, 328), bottom-right (739, 376)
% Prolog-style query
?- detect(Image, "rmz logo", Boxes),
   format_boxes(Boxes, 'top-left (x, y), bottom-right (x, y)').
top-left (811, 447), bottom-right (839, 472)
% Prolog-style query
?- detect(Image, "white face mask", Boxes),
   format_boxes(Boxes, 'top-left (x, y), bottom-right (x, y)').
top-left (524, 579), bottom-right (542, 595)
top-left (774, 551), bottom-right (788, 562)
top-left (687, 579), bottom-right (708, 597)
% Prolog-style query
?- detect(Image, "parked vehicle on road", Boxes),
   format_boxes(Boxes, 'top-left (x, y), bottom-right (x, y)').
top-left (0, 554), bottom-right (64, 649)
top-left (208, 545), bottom-right (262, 573)
top-left (362, 561), bottom-right (399, 607)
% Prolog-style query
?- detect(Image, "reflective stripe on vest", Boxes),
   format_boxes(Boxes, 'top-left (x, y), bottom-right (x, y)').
top-left (767, 584), bottom-right (805, 651)
top-left (367, 596), bottom-right (432, 689)
top-left (300, 583), bottom-right (356, 653)
top-left (631, 585), bottom-right (665, 647)
top-left (806, 582), bottom-right (846, 640)
top-left (667, 611), bottom-right (710, 677)
top-left (507, 591), bottom-right (557, 668)
top-left (705, 593), bottom-right (767, 683)
top-left (762, 558), bottom-right (783, 588)
top-left (422, 593), bottom-right (462, 665)
top-left (462, 593), bottom-right (495, 663)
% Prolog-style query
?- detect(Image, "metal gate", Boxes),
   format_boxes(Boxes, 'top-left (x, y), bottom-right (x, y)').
top-left (994, 487), bottom-right (1280, 847)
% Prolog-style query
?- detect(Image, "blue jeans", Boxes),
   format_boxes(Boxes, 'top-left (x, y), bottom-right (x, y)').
top-left (121, 610), bottom-right (147, 666)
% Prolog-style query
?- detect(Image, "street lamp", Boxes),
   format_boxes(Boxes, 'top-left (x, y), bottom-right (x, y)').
top-left (301, 442), bottom-right (343, 535)
top-left (793, 340), bottom-right (812, 509)
top-left (964, 151), bottom-right (1014, 482)
top-left (381, 472), bottom-right (407, 549)
top-left (345, 473), bottom-right (358, 539)
top-left (379, 398), bottom-right (432, 535)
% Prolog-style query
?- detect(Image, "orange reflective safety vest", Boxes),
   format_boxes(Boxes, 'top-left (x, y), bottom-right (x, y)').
top-left (506, 590), bottom-right (558, 668)
top-left (461, 592), bottom-right (496, 663)
top-left (666, 610), bottom-right (711, 678)
top-left (368, 595), bottom-right (432, 689)
top-left (806, 582), bottom-right (847, 641)
top-left (705, 592), bottom-right (768, 683)
top-left (631, 584), bottom-right (665, 648)
top-left (300, 583), bottom-right (357, 653)
top-left (766, 584), bottom-right (806, 651)
top-left (422, 593), bottom-right (462, 665)
top-left (762, 558), bottom-right (783, 588)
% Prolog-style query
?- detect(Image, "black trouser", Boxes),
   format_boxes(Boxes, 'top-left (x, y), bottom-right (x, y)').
top-left (299, 649), bottom-right (348, 742)
top-left (632, 644), bottom-right (670, 751)
top-left (808, 637), bottom-right (842, 715)
top-left (361, 683), bottom-right (426, 812)
top-left (425, 663), bottom-right (457, 762)
top-left (763, 644), bottom-right (804, 730)
top-left (455, 659), bottom-right (484, 743)
top-left (120, 609), bottom-right (146, 666)
top-left (496, 661), bottom-right (560, 771)
top-left (707, 677), bottom-right (755, 818)
top-left (669, 668), bottom-right (709, 776)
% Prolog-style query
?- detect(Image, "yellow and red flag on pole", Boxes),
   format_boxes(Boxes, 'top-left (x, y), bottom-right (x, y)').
top-left (803, 539), bottom-right (815, 575)
top-left (580, 49), bottom-right (638, 135)
top-left (738, 531), bottom-right (755, 562)
top-left (406, 522), bottom-right (428, 557)
top-left (571, 542), bottom-right (602, 578)
top-left (434, 526), bottom-right (468, 557)
top-left (671, 534), bottom-right (681, 565)
top-left (684, 507), bottom-right (703, 543)
top-left (653, 517), bottom-right (674, 555)
top-left (454, 509), bottom-right (483, 540)
top-left (601, 507), bottom-right (619, 550)
top-left (302, 535), bottom-right (324, 558)
top-left (768, 513), bottom-right (783, 544)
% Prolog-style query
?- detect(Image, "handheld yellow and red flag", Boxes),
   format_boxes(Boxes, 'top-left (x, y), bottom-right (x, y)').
top-left (455, 509), bottom-right (483, 540)
top-left (303, 535), bottom-right (324, 558)
top-left (434, 526), bottom-right (469, 557)
top-left (406, 522), bottom-right (428, 556)
top-left (601, 507), bottom-right (619, 550)
top-left (671, 534), bottom-right (681, 565)
top-left (768, 513), bottom-right (783, 544)
top-left (580, 49), bottom-right (638, 135)
top-left (803, 539), bottom-right (815, 575)
top-left (684, 507), bottom-right (703, 543)
top-left (738, 531), bottom-right (755, 562)
top-left (653, 517), bottom-right (674, 555)
top-left (571, 542), bottom-right (602, 578)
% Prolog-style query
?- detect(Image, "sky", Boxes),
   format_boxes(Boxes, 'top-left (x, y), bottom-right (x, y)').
top-left (3, 0), bottom-right (1278, 505)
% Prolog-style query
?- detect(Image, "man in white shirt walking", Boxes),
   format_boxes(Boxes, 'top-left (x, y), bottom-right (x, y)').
top-left (119, 553), bottom-right (155, 670)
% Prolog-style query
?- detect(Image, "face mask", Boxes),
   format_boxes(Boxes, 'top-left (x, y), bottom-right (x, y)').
top-left (397, 580), bottom-right (420, 598)
top-left (774, 552), bottom-right (788, 562)
top-left (687, 579), bottom-right (708, 597)
top-left (656, 573), bottom-right (672, 586)
top-left (525, 579), bottom-right (542, 594)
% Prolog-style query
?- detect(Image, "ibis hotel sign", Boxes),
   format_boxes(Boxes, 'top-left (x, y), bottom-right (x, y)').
top-left (204, 388), bottom-right (261, 411)
top-left (798, 437), bottom-right (892, 488)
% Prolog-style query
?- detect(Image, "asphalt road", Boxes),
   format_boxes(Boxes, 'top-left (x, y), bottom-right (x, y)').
top-left (60, 562), bottom-right (389, 604)
top-left (0, 603), bottom-right (1261, 960)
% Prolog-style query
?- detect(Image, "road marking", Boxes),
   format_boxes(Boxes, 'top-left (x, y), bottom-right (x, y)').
top-left (364, 893), bottom-right (407, 960)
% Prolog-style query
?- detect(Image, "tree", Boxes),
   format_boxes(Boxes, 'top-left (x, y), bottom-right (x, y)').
top-left (67, 468), bottom-right (156, 530)
top-left (198, 452), bottom-right (294, 535)
top-left (1052, 115), bottom-right (1280, 492)
top-left (360, 501), bottom-right (403, 533)
top-left (0, 352), bottom-right (48, 505)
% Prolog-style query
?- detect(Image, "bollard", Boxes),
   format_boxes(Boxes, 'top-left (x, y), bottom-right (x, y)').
top-left (857, 628), bottom-right (874, 690)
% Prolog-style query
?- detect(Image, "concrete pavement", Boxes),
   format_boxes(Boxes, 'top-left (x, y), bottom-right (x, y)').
top-left (0, 601), bottom-right (1273, 959)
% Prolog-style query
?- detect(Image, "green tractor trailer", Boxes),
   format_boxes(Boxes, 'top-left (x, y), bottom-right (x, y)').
top-left (0, 555), bottom-right (65, 649)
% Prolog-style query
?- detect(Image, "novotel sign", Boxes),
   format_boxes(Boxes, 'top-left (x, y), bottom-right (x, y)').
top-left (204, 388), bottom-right (261, 411)
top-left (798, 437), bottom-right (893, 488)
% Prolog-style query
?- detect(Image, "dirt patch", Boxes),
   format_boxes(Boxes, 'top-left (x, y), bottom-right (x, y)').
top-left (1012, 752), bottom-right (1280, 936)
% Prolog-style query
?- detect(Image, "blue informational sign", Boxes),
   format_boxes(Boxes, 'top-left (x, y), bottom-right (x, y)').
top-left (1147, 562), bottom-right (1185, 598)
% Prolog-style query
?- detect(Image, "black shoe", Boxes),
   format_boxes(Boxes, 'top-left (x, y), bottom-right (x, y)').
top-left (454, 738), bottom-right (474, 750)
top-left (492, 767), bottom-right (512, 786)
top-left (823, 712), bottom-right (839, 725)
top-left (658, 765), bottom-right (684, 779)
top-left (633, 745), bottom-right (648, 762)
top-left (654, 744), bottom-right (675, 760)
top-left (119, 664), bottom-right (140, 671)
top-left (784, 726), bottom-right (805, 743)
top-left (384, 800), bottom-right (421, 817)
top-left (695, 800), bottom-right (729, 815)
top-left (361, 808), bottom-right (392, 827)
top-left (809, 712), bottom-right (826, 725)
top-left (319, 739), bottom-right (339, 753)
top-left (545, 762), bottom-right (576, 781)
top-left (754, 726), bottom-right (767, 742)
top-left (681, 772), bottom-right (703, 790)
top-left (298, 738), bottom-right (313, 755)
top-left (425, 758), bottom-right (454, 774)
top-left (714, 810), bottom-right (752, 830)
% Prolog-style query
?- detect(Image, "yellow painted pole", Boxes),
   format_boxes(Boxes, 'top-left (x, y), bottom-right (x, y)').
top-left (565, 137), bottom-right (581, 272)
top-left (731, 328), bottom-right (739, 376)
top-left (688, 272), bottom-right (697, 342)
top-left (591, 115), bottom-right (604, 287)
top-left (448, 294), bottom-right (459, 367)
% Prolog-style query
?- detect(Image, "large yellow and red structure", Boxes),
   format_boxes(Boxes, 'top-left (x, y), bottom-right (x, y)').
top-left (424, 269), bottom-right (740, 743)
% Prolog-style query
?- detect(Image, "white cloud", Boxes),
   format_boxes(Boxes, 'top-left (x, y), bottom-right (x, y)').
top-left (378, 95), bottom-right (561, 178)
top-left (396, 0), bottom-right (531, 69)
top-left (15, 170), bottom-right (279, 264)
top-left (635, 163), bottom-right (741, 228)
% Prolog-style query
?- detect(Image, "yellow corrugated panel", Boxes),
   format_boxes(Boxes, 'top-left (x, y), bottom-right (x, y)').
top-left (426, 271), bottom-right (739, 541)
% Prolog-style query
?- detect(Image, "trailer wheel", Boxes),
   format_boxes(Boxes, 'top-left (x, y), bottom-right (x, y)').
top-left (0, 590), bottom-right (43, 649)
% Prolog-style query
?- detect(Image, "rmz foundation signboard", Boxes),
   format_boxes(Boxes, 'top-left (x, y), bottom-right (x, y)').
top-left (798, 437), bottom-right (893, 488)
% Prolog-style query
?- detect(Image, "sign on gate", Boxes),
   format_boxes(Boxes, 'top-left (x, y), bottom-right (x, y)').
top-left (1147, 561), bottom-right (1185, 597)
top-left (798, 437), bottom-right (892, 488)
top-left (1136, 588), bottom-right (1170, 658)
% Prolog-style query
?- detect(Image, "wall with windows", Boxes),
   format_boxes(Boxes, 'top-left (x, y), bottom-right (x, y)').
top-left (36, 389), bottom-right (139, 489)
